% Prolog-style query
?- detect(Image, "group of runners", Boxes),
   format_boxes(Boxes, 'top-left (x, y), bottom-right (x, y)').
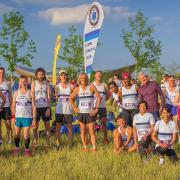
top-left (0, 66), bottom-right (180, 165)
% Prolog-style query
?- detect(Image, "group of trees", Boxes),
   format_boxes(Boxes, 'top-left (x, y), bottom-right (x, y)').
top-left (0, 11), bottom-right (178, 82)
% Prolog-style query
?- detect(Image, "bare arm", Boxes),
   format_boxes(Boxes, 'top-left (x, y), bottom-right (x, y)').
top-left (0, 91), bottom-right (6, 108)
top-left (30, 91), bottom-right (36, 120)
top-left (69, 87), bottom-right (79, 113)
top-left (133, 127), bottom-right (138, 145)
top-left (156, 83), bottom-right (165, 109)
top-left (47, 82), bottom-right (51, 108)
top-left (11, 91), bottom-right (18, 122)
top-left (173, 92), bottom-right (179, 106)
top-left (90, 85), bottom-right (101, 109)
top-left (54, 86), bottom-right (59, 103)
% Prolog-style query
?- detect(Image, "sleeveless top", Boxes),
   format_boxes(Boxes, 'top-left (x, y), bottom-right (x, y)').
top-left (118, 127), bottom-right (134, 147)
top-left (34, 81), bottom-right (48, 108)
top-left (55, 83), bottom-right (72, 114)
top-left (93, 82), bottom-right (106, 108)
top-left (122, 84), bottom-right (138, 110)
top-left (78, 85), bottom-right (94, 113)
top-left (0, 81), bottom-right (10, 107)
top-left (15, 90), bottom-right (32, 118)
top-left (165, 86), bottom-right (179, 105)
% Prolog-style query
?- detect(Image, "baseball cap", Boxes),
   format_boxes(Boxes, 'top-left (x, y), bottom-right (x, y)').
top-left (122, 72), bottom-right (131, 79)
top-left (59, 70), bottom-right (67, 75)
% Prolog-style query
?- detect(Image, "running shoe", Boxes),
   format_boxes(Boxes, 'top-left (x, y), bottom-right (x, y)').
top-left (159, 157), bottom-right (164, 166)
top-left (12, 148), bottom-right (20, 156)
top-left (24, 149), bottom-right (31, 157)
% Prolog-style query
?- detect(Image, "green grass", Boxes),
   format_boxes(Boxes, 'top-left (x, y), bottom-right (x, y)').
top-left (0, 105), bottom-right (180, 180)
top-left (0, 130), bottom-right (180, 180)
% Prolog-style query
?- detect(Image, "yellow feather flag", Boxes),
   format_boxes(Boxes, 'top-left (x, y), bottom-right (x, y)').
top-left (52, 34), bottom-right (61, 86)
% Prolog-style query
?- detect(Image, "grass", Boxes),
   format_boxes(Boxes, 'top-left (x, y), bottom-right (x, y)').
top-left (0, 105), bottom-right (180, 180)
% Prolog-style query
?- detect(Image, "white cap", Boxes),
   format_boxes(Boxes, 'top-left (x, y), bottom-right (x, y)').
top-left (59, 70), bottom-right (67, 75)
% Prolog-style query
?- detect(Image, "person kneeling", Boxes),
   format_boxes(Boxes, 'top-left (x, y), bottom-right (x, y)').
top-left (152, 108), bottom-right (178, 165)
top-left (113, 115), bottom-right (136, 154)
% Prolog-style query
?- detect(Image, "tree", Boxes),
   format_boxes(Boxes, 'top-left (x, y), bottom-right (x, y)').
top-left (0, 11), bottom-right (36, 78)
top-left (121, 11), bottom-right (161, 76)
top-left (59, 25), bottom-right (84, 79)
top-left (166, 61), bottom-right (180, 76)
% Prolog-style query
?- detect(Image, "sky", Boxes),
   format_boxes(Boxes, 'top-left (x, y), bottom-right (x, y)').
top-left (0, 0), bottom-right (180, 72)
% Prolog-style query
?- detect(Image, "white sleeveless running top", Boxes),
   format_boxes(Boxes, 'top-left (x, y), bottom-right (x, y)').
top-left (55, 83), bottom-right (72, 114)
top-left (78, 85), bottom-right (94, 113)
top-left (34, 80), bottom-right (48, 108)
top-left (165, 86), bottom-right (179, 105)
top-left (118, 127), bottom-right (134, 147)
top-left (0, 81), bottom-right (10, 107)
top-left (122, 84), bottom-right (138, 110)
top-left (15, 90), bottom-right (32, 118)
top-left (93, 82), bottom-right (106, 108)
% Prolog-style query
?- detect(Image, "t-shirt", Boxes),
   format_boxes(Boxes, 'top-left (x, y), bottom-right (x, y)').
top-left (154, 120), bottom-right (177, 149)
top-left (133, 112), bottom-right (155, 141)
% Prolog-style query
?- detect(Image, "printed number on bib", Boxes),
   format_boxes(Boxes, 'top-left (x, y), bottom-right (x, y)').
top-left (36, 98), bottom-right (47, 104)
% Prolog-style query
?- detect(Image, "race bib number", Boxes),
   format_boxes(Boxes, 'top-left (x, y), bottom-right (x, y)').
top-left (137, 129), bottom-right (148, 140)
top-left (36, 98), bottom-right (47, 104)
top-left (58, 97), bottom-right (69, 102)
top-left (124, 102), bottom-right (137, 109)
top-left (17, 101), bottom-right (31, 106)
top-left (80, 101), bottom-right (91, 107)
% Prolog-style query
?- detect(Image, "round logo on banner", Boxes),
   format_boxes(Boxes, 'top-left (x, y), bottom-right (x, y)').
top-left (89, 5), bottom-right (99, 26)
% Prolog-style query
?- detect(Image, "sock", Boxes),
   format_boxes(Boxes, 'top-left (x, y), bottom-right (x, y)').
top-left (25, 138), bottom-right (30, 150)
top-left (15, 138), bottom-right (20, 148)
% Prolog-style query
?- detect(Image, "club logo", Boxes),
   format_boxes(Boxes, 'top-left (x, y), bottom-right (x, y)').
top-left (89, 5), bottom-right (99, 26)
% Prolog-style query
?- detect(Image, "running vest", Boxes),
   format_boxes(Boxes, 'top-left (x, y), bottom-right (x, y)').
top-left (93, 82), bottom-right (106, 108)
top-left (15, 90), bottom-right (32, 118)
top-left (155, 120), bottom-right (176, 149)
top-left (0, 81), bottom-right (10, 107)
top-left (78, 85), bottom-right (94, 113)
top-left (118, 127), bottom-right (134, 147)
top-left (133, 113), bottom-right (155, 141)
top-left (122, 84), bottom-right (138, 110)
top-left (34, 81), bottom-right (48, 108)
top-left (165, 86), bottom-right (179, 105)
top-left (56, 83), bottom-right (72, 114)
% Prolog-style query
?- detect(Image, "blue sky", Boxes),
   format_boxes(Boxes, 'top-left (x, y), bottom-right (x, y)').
top-left (0, 0), bottom-right (180, 72)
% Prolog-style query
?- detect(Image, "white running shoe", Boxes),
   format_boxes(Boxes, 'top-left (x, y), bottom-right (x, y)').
top-left (159, 157), bottom-right (164, 165)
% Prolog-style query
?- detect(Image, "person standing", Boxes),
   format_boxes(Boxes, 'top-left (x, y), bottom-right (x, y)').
top-left (93, 71), bottom-right (109, 144)
top-left (11, 76), bottom-right (36, 156)
top-left (31, 68), bottom-right (51, 147)
top-left (70, 73), bottom-right (101, 152)
top-left (55, 70), bottom-right (74, 150)
top-left (138, 72), bottom-right (165, 122)
top-left (0, 67), bottom-right (13, 144)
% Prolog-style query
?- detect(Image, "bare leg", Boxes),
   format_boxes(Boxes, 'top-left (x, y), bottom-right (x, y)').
top-left (44, 121), bottom-right (51, 146)
top-left (88, 122), bottom-right (96, 150)
top-left (33, 121), bottom-right (39, 146)
top-left (101, 117), bottom-right (108, 143)
top-left (67, 123), bottom-right (73, 146)
top-left (56, 122), bottom-right (61, 146)
top-left (5, 120), bottom-right (12, 143)
top-left (80, 122), bottom-right (87, 149)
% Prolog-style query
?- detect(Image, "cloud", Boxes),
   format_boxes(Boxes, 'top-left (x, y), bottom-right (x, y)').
top-left (12, 0), bottom-right (73, 5)
top-left (151, 16), bottom-right (163, 22)
top-left (38, 4), bottom-right (135, 25)
top-left (0, 3), bottom-right (14, 15)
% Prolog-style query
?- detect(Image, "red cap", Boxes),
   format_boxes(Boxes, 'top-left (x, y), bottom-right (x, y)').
top-left (122, 72), bottom-right (131, 79)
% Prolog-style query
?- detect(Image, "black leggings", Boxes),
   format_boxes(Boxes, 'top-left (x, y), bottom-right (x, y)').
top-left (156, 146), bottom-right (178, 163)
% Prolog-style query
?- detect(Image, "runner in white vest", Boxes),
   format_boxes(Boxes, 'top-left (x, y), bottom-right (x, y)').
top-left (113, 115), bottom-right (136, 154)
top-left (119, 72), bottom-right (139, 127)
top-left (55, 70), bottom-right (74, 150)
top-left (152, 108), bottom-right (178, 165)
top-left (93, 71), bottom-right (109, 144)
top-left (133, 101), bottom-right (155, 162)
top-left (31, 68), bottom-right (51, 147)
top-left (11, 76), bottom-right (36, 156)
top-left (70, 73), bottom-right (101, 152)
top-left (0, 67), bottom-right (13, 144)
top-left (164, 76), bottom-right (179, 116)
top-left (108, 81), bottom-right (123, 114)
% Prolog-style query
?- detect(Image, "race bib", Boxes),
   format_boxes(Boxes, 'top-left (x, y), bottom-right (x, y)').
top-left (137, 129), bottom-right (148, 140)
top-left (58, 97), bottom-right (69, 102)
top-left (80, 101), bottom-right (91, 108)
top-left (124, 102), bottom-right (137, 109)
top-left (36, 98), bottom-right (47, 104)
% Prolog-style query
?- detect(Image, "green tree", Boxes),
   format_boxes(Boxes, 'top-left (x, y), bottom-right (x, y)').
top-left (121, 11), bottom-right (161, 76)
top-left (59, 25), bottom-right (84, 79)
top-left (166, 61), bottom-right (180, 76)
top-left (0, 11), bottom-right (36, 78)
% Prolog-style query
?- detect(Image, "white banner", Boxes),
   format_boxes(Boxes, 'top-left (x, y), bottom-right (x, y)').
top-left (84, 1), bottom-right (104, 75)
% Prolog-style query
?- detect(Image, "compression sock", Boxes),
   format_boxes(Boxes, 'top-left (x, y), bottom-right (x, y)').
top-left (25, 138), bottom-right (30, 150)
top-left (14, 138), bottom-right (20, 148)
